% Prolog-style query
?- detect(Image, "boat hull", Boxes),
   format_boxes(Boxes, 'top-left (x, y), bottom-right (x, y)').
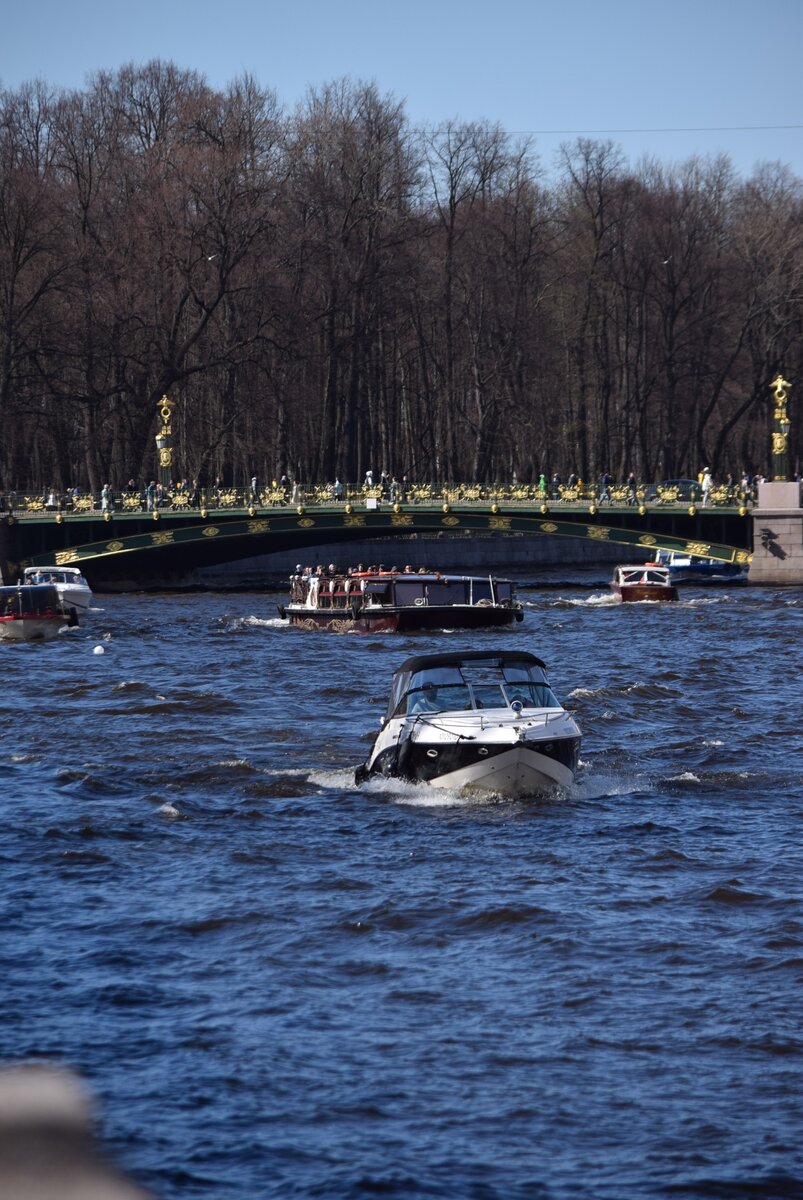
top-left (0, 616), bottom-right (68, 642)
top-left (359, 727), bottom-right (580, 797)
top-left (611, 584), bottom-right (678, 603)
top-left (283, 604), bottom-right (522, 632)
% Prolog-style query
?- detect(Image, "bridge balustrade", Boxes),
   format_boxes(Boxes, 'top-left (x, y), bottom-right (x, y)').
top-left (2, 480), bottom-right (754, 518)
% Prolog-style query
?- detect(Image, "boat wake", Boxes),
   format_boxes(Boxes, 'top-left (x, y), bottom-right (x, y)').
top-left (553, 593), bottom-right (618, 607)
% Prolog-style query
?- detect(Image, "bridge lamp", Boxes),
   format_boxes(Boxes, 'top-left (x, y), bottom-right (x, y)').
top-left (771, 374), bottom-right (791, 481)
top-left (155, 394), bottom-right (175, 490)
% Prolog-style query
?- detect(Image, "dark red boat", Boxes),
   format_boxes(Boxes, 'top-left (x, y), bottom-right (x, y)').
top-left (610, 563), bottom-right (679, 603)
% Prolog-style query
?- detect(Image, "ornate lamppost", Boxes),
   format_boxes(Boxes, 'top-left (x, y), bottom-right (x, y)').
top-left (771, 375), bottom-right (791, 481)
top-left (155, 395), bottom-right (175, 491)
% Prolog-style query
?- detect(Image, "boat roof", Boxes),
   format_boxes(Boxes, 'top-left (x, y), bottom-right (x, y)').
top-left (23, 566), bottom-right (86, 577)
top-left (297, 570), bottom-right (512, 582)
top-left (394, 650), bottom-right (547, 676)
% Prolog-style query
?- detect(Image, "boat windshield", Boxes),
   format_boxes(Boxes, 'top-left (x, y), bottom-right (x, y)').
top-left (391, 658), bottom-right (559, 716)
top-left (618, 567), bottom-right (670, 585)
top-left (23, 568), bottom-right (86, 585)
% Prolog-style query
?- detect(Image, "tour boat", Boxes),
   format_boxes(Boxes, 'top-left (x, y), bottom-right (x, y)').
top-left (0, 585), bottom-right (79, 642)
top-left (21, 566), bottom-right (93, 615)
top-left (355, 650), bottom-right (581, 797)
top-left (610, 563), bottom-right (679, 602)
top-left (278, 568), bottom-right (524, 632)
top-left (653, 550), bottom-right (747, 584)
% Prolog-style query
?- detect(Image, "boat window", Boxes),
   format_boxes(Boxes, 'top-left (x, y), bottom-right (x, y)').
top-left (426, 581), bottom-right (467, 605)
top-left (470, 683), bottom-right (507, 709)
top-left (403, 683), bottom-right (473, 714)
top-left (502, 662), bottom-right (548, 686)
top-left (505, 683), bottom-right (560, 708)
top-left (393, 581), bottom-right (425, 605)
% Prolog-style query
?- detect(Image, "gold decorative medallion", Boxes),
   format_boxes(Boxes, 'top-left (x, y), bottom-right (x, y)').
top-left (247, 520), bottom-right (270, 533)
top-left (539, 522), bottom-right (558, 534)
top-left (203, 526), bottom-right (220, 537)
top-left (298, 518), bottom-right (315, 528)
top-left (442, 516), bottom-right (460, 526)
top-left (151, 531), bottom-right (175, 547)
top-left (391, 513), bottom-right (413, 526)
top-left (735, 550), bottom-right (752, 564)
top-left (106, 541), bottom-right (124, 552)
top-left (685, 541), bottom-right (711, 556)
top-left (490, 516), bottom-right (512, 531)
top-left (639, 535), bottom-right (657, 546)
top-left (56, 550), bottom-right (79, 564)
top-left (587, 526), bottom-right (610, 540)
top-left (344, 513), bottom-right (366, 527)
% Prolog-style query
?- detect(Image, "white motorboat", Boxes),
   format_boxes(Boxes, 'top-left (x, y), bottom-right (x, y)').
top-left (355, 650), bottom-right (581, 797)
top-left (21, 566), bottom-right (93, 616)
top-left (0, 585), bottom-right (78, 642)
top-left (654, 550), bottom-right (747, 584)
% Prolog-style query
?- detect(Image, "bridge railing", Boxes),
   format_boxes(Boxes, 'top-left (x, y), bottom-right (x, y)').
top-left (1, 481), bottom-right (754, 517)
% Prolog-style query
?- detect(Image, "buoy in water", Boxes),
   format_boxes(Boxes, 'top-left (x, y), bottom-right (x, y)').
top-left (93, 645), bottom-right (105, 655)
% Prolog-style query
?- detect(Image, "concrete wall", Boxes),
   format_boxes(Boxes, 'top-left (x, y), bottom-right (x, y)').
top-left (194, 532), bottom-right (646, 587)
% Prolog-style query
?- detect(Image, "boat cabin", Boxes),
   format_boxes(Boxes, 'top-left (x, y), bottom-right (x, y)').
top-left (386, 651), bottom-right (560, 718)
top-left (22, 566), bottom-right (89, 587)
top-left (0, 584), bottom-right (64, 618)
top-left (613, 565), bottom-right (673, 587)
top-left (290, 570), bottom-right (515, 611)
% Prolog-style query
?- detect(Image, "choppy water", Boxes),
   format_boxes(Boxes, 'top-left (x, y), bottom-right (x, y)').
top-left (1, 571), bottom-right (802, 1199)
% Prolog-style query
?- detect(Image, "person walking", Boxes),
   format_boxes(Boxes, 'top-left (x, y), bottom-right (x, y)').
top-left (701, 468), bottom-right (713, 507)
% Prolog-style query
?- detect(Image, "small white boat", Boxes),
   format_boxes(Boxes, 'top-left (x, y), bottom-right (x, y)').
top-left (21, 566), bottom-right (93, 616)
top-left (654, 550), bottom-right (747, 584)
top-left (610, 563), bottom-right (679, 603)
top-left (0, 585), bottom-right (78, 642)
top-left (356, 650), bottom-right (581, 797)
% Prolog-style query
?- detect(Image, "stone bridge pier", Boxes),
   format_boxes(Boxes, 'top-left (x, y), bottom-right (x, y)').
top-left (748, 482), bottom-right (803, 584)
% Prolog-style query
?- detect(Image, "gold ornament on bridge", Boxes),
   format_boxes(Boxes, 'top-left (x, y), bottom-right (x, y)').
top-left (771, 373), bottom-right (792, 481)
top-left (772, 374), bottom-right (790, 404)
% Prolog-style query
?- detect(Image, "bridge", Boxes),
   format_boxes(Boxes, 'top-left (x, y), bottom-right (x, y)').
top-left (0, 487), bottom-right (753, 590)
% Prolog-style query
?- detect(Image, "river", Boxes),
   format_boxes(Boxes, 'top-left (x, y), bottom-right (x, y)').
top-left (1, 569), bottom-right (801, 1199)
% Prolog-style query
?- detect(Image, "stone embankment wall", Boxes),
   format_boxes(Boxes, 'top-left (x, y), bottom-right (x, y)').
top-left (195, 533), bottom-right (645, 588)
top-left (748, 482), bottom-right (803, 585)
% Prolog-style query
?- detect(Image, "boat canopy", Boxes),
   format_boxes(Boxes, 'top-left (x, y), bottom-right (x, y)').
top-left (22, 566), bottom-right (88, 584)
top-left (0, 585), bottom-right (63, 616)
top-left (387, 651), bottom-right (557, 718)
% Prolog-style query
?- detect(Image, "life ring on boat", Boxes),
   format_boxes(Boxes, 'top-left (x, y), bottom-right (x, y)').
top-left (476, 599), bottom-right (492, 607)
top-left (414, 597), bottom-right (426, 606)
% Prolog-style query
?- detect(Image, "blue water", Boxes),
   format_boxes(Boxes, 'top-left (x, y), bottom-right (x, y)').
top-left (1, 573), bottom-right (802, 1199)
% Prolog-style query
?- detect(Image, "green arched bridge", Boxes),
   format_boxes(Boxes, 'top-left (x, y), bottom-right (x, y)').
top-left (2, 495), bottom-right (753, 589)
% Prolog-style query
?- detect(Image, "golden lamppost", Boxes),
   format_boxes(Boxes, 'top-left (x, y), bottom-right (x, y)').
top-left (155, 395), bottom-right (175, 491)
top-left (771, 374), bottom-right (791, 481)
